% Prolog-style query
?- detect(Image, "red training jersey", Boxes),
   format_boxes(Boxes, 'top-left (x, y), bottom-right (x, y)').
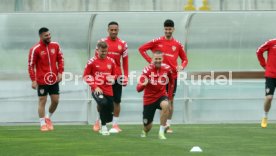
top-left (138, 36), bottom-right (188, 78)
top-left (28, 40), bottom-right (64, 85)
top-left (83, 54), bottom-right (117, 96)
top-left (136, 63), bottom-right (174, 105)
top-left (257, 39), bottom-right (276, 78)
top-left (96, 37), bottom-right (128, 79)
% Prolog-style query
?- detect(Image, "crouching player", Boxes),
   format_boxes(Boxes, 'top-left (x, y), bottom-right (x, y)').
top-left (136, 51), bottom-right (174, 139)
top-left (83, 41), bottom-right (117, 136)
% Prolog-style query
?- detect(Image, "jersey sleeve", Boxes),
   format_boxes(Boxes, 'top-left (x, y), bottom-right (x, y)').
top-left (178, 43), bottom-right (188, 69)
top-left (136, 65), bottom-right (151, 92)
top-left (57, 44), bottom-right (64, 73)
top-left (28, 47), bottom-right (38, 82)
top-left (138, 39), bottom-right (156, 63)
top-left (256, 40), bottom-right (271, 68)
top-left (83, 59), bottom-right (97, 90)
top-left (122, 42), bottom-right (129, 78)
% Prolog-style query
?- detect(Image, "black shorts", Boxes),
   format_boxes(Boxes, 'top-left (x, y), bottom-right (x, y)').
top-left (92, 93), bottom-right (114, 123)
top-left (112, 80), bottom-right (122, 104)
top-left (37, 82), bottom-right (59, 96)
top-left (143, 96), bottom-right (168, 126)
top-left (166, 78), bottom-right (177, 97)
top-left (265, 77), bottom-right (276, 96)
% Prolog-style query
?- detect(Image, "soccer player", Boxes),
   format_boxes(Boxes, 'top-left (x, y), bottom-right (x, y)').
top-left (93, 21), bottom-right (128, 133)
top-left (138, 19), bottom-right (188, 133)
top-left (257, 39), bottom-right (276, 128)
top-left (28, 27), bottom-right (64, 132)
top-left (137, 51), bottom-right (174, 140)
top-left (83, 41), bottom-right (117, 136)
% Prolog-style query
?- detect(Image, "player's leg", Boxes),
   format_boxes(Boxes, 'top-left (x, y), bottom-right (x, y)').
top-left (166, 79), bottom-right (177, 133)
top-left (92, 94), bottom-right (112, 135)
top-left (261, 77), bottom-right (275, 128)
top-left (141, 104), bottom-right (155, 138)
top-left (37, 85), bottom-right (48, 131)
top-left (159, 97), bottom-right (169, 139)
top-left (45, 83), bottom-right (60, 130)
top-left (110, 81), bottom-right (123, 132)
top-left (93, 105), bottom-right (101, 132)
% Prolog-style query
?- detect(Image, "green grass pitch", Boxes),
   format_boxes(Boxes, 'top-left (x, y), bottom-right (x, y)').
top-left (1, 124), bottom-right (276, 156)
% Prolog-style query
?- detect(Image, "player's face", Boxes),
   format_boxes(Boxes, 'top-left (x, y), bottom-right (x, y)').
top-left (40, 31), bottom-right (51, 44)
top-left (98, 47), bottom-right (108, 59)
top-left (164, 27), bottom-right (174, 39)
top-left (153, 53), bottom-right (163, 68)
top-left (108, 24), bottom-right (119, 40)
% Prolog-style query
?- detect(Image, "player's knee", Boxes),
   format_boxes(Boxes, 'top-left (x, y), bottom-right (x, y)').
top-left (266, 95), bottom-right (273, 102)
top-left (161, 101), bottom-right (169, 112)
top-left (39, 96), bottom-right (47, 104)
top-left (51, 99), bottom-right (59, 105)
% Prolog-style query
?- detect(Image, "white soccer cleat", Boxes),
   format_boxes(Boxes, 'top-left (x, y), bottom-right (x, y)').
top-left (99, 127), bottom-right (110, 136)
top-left (109, 128), bottom-right (120, 133)
top-left (140, 130), bottom-right (147, 138)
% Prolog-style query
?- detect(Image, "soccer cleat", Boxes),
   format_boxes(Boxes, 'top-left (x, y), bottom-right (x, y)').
top-left (140, 130), bottom-right (147, 138)
top-left (40, 125), bottom-right (49, 132)
top-left (99, 129), bottom-right (110, 136)
top-left (112, 124), bottom-right (122, 132)
top-left (109, 128), bottom-right (119, 133)
top-left (261, 117), bottom-right (268, 128)
top-left (93, 120), bottom-right (100, 132)
top-left (45, 118), bottom-right (54, 130)
top-left (158, 132), bottom-right (167, 140)
top-left (165, 126), bottom-right (173, 133)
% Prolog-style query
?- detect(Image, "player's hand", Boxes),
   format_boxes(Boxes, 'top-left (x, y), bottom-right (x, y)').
top-left (58, 73), bottom-right (62, 82)
top-left (177, 66), bottom-right (184, 72)
top-left (141, 78), bottom-right (149, 86)
top-left (122, 76), bottom-right (128, 87)
top-left (32, 81), bottom-right (37, 90)
top-left (94, 87), bottom-right (103, 95)
top-left (263, 66), bottom-right (266, 70)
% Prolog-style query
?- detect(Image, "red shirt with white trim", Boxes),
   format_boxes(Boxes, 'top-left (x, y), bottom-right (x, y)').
top-left (28, 40), bottom-right (64, 85)
top-left (136, 63), bottom-right (174, 105)
top-left (257, 39), bottom-right (276, 78)
top-left (83, 55), bottom-right (117, 96)
top-left (139, 36), bottom-right (188, 78)
top-left (96, 37), bottom-right (128, 79)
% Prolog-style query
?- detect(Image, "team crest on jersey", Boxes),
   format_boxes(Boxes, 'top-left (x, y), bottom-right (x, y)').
top-left (107, 64), bottom-right (111, 69)
top-left (118, 45), bottom-right (122, 50)
top-left (40, 89), bottom-right (44, 95)
top-left (51, 49), bottom-right (55, 54)
top-left (172, 46), bottom-right (176, 51)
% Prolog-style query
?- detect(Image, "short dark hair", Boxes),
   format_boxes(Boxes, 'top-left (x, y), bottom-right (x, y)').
top-left (97, 41), bottom-right (108, 49)
top-left (154, 51), bottom-right (163, 55)
top-left (108, 21), bottom-right (119, 27)
top-left (39, 27), bottom-right (49, 35)
top-left (164, 19), bottom-right (174, 27)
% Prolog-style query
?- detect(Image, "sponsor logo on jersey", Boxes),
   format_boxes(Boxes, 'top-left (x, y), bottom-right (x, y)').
top-left (158, 44), bottom-right (163, 47)
top-left (40, 51), bottom-right (46, 56)
top-left (172, 46), bottom-right (176, 51)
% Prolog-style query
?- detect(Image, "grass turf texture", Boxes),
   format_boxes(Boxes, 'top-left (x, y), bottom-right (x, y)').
top-left (0, 124), bottom-right (275, 156)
